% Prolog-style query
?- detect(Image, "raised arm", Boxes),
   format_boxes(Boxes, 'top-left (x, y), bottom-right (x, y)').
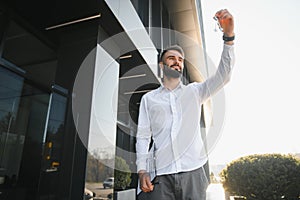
top-left (193, 9), bottom-right (235, 102)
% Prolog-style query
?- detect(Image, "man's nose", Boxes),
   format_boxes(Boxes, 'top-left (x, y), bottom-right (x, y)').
top-left (174, 58), bottom-right (180, 65)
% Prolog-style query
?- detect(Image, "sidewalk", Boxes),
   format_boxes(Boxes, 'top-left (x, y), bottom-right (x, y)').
top-left (206, 183), bottom-right (226, 200)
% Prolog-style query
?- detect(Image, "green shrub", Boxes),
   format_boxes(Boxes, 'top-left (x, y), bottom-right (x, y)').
top-left (220, 154), bottom-right (300, 200)
top-left (114, 156), bottom-right (131, 190)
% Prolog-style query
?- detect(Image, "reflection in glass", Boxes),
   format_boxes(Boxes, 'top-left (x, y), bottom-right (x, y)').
top-left (0, 66), bottom-right (50, 199)
top-left (38, 92), bottom-right (67, 198)
top-left (84, 44), bottom-right (119, 199)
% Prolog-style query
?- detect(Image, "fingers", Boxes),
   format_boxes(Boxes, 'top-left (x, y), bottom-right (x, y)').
top-left (145, 177), bottom-right (154, 191)
top-left (214, 9), bottom-right (224, 18)
top-left (140, 173), bottom-right (154, 193)
top-left (214, 9), bottom-right (231, 20)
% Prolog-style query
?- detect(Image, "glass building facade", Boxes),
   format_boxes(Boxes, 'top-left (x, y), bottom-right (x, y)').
top-left (0, 0), bottom-right (210, 199)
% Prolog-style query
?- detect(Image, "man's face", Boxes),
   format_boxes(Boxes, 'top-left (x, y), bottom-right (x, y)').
top-left (161, 50), bottom-right (184, 78)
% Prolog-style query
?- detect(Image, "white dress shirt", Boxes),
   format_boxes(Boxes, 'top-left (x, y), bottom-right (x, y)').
top-left (136, 44), bottom-right (235, 177)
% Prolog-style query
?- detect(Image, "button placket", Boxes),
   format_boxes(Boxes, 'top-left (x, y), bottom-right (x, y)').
top-left (170, 92), bottom-right (180, 171)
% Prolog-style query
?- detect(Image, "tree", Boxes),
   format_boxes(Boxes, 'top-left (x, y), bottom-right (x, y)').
top-left (220, 154), bottom-right (300, 200)
top-left (210, 172), bottom-right (218, 183)
top-left (0, 112), bottom-right (15, 133)
top-left (86, 151), bottom-right (114, 182)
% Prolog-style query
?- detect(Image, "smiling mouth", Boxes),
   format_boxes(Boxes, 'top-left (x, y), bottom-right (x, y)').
top-left (171, 65), bottom-right (181, 72)
top-left (163, 64), bottom-right (182, 78)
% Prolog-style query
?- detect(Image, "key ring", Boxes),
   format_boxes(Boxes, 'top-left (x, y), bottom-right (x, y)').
top-left (213, 16), bottom-right (223, 32)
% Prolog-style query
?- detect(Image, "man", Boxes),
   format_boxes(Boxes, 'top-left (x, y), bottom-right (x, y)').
top-left (136, 9), bottom-right (235, 200)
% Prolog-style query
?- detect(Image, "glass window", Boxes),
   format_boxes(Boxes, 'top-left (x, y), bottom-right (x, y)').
top-left (44, 93), bottom-right (67, 166)
top-left (0, 66), bottom-right (50, 199)
top-left (130, 0), bottom-right (149, 27)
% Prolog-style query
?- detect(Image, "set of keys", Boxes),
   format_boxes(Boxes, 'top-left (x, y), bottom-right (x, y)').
top-left (213, 16), bottom-right (223, 32)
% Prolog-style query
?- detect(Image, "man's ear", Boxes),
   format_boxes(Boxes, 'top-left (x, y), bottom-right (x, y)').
top-left (159, 62), bottom-right (164, 69)
top-left (158, 62), bottom-right (164, 79)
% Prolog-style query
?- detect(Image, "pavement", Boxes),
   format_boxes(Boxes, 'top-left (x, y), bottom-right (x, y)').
top-left (206, 183), bottom-right (226, 200)
top-left (85, 182), bottom-right (113, 200)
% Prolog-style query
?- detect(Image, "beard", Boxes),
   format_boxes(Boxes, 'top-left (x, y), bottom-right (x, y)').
top-left (163, 64), bottom-right (182, 78)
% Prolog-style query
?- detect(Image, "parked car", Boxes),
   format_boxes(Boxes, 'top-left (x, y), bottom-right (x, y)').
top-left (103, 177), bottom-right (114, 189)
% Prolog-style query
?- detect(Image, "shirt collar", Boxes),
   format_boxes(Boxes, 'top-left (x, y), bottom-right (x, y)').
top-left (160, 81), bottom-right (184, 92)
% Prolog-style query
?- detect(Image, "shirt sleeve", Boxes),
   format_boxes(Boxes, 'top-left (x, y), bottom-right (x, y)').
top-left (192, 44), bottom-right (235, 103)
top-left (135, 95), bottom-right (152, 172)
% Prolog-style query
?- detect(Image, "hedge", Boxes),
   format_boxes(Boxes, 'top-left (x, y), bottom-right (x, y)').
top-left (220, 154), bottom-right (300, 200)
top-left (114, 156), bottom-right (131, 190)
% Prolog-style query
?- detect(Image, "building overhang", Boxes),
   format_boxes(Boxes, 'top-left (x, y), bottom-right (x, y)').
top-left (104, 0), bottom-right (208, 82)
top-left (163, 0), bottom-right (208, 81)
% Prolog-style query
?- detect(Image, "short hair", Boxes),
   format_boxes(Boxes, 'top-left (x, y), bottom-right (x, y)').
top-left (159, 45), bottom-right (185, 62)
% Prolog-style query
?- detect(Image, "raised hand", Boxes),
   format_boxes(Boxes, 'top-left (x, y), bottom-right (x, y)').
top-left (214, 9), bottom-right (234, 37)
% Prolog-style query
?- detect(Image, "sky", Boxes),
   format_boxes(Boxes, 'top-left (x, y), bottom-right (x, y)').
top-left (201, 0), bottom-right (300, 165)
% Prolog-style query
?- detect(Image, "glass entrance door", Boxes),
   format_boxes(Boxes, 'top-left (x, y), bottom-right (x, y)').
top-left (0, 66), bottom-right (50, 199)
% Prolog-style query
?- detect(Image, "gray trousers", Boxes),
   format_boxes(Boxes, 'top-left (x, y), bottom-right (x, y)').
top-left (137, 167), bottom-right (209, 200)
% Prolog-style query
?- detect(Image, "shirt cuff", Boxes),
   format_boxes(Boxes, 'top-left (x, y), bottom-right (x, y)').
top-left (136, 162), bottom-right (147, 173)
top-left (224, 43), bottom-right (234, 48)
